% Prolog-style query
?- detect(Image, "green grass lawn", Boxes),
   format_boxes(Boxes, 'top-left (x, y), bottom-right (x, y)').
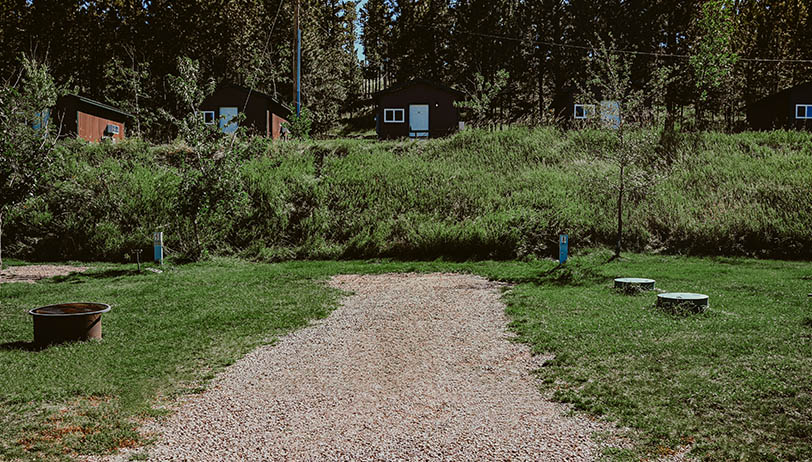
top-left (1, 254), bottom-right (810, 461)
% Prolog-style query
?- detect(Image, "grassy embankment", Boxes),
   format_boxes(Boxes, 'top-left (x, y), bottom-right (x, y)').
top-left (1, 254), bottom-right (810, 461)
top-left (4, 127), bottom-right (812, 262)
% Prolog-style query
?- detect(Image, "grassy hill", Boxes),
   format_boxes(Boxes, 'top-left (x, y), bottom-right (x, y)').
top-left (5, 127), bottom-right (812, 262)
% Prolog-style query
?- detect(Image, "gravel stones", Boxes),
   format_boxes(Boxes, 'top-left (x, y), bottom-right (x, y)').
top-left (93, 273), bottom-right (621, 461)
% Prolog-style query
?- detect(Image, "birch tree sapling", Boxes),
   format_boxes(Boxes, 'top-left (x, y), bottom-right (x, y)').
top-left (166, 57), bottom-right (243, 261)
top-left (578, 36), bottom-right (667, 259)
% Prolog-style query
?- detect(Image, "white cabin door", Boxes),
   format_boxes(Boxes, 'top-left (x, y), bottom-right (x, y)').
top-left (219, 107), bottom-right (238, 134)
top-left (409, 104), bottom-right (429, 138)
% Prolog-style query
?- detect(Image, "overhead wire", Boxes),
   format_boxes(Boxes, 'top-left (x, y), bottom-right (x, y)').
top-left (452, 28), bottom-right (812, 64)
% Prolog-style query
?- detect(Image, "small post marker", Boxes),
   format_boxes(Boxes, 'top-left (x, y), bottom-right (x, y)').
top-left (559, 234), bottom-right (569, 265)
top-left (153, 232), bottom-right (163, 265)
top-left (134, 249), bottom-right (142, 272)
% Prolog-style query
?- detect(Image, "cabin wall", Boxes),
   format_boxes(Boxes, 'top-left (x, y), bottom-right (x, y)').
top-left (77, 112), bottom-right (125, 142)
top-left (376, 83), bottom-right (460, 139)
top-left (270, 113), bottom-right (288, 139)
top-left (201, 87), bottom-right (290, 137)
top-left (748, 83), bottom-right (812, 130)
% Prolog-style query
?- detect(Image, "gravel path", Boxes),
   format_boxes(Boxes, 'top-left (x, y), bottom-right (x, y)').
top-left (0, 264), bottom-right (88, 284)
top-left (96, 273), bottom-right (621, 461)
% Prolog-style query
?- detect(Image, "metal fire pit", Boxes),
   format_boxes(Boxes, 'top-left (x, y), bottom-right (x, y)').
top-left (28, 303), bottom-right (111, 346)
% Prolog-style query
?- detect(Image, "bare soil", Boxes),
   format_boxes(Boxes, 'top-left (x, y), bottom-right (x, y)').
top-left (0, 265), bottom-right (88, 284)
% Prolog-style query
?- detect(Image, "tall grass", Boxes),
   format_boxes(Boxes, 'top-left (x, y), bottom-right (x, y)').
top-left (5, 127), bottom-right (812, 262)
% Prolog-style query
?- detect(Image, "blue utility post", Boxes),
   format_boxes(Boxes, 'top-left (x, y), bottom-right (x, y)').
top-left (559, 234), bottom-right (569, 265)
top-left (153, 232), bottom-right (163, 265)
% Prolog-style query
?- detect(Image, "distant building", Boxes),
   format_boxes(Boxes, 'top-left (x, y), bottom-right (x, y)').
top-left (374, 80), bottom-right (465, 139)
top-left (747, 82), bottom-right (812, 130)
top-left (53, 95), bottom-right (131, 142)
top-left (200, 85), bottom-right (292, 139)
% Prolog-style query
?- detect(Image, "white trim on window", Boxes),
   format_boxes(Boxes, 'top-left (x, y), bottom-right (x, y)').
top-left (384, 108), bottom-right (405, 123)
top-left (796, 104), bottom-right (812, 120)
top-left (202, 111), bottom-right (215, 125)
top-left (573, 104), bottom-right (595, 120)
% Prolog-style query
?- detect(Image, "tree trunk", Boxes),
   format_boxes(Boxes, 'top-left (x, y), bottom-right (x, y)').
top-left (615, 165), bottom-right (624, 258)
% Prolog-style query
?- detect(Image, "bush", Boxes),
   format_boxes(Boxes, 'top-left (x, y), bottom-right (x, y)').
top-left (4, 127), bottom-right (812, 262)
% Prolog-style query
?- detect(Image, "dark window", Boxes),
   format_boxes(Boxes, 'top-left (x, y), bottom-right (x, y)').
top-left (384, 108), bottom-right (404, 123)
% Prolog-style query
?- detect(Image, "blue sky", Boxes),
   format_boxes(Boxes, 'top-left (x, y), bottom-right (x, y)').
top-left (355, 0), bottom-right (367, 61)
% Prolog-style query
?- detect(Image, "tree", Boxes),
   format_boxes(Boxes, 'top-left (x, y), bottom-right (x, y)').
top-left (165, 57), bottom-right (242, 261)
top-left (455, 69), bottom-right (510, 128)
top-left (103, 47), bottom-right (152, 138)
top-left (0, 55), bottom-right (62, 267)
top-left (579, 36), bottom-right (666, 259)
top-left (689, 0), bottom-right (739, 129)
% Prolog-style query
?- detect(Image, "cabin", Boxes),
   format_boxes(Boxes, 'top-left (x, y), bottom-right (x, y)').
top-left (374, 80), bottom-right (464, 139)
top-left (200, 85), bottom-right (292, 139)
top-left (52, 95), bottom-right (131, 142)
top-left (747, 82), bottom-right (812, 130)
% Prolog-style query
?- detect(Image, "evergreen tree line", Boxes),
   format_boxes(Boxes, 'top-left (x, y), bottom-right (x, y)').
top-left (360, 0), bottom-right (812, 130)
top-left (0, 0), bottom-right (361, 141)
top-left (2, 1), bottom-right (811, 138)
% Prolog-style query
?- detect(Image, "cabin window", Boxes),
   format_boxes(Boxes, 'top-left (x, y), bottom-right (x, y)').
top-left (202, 111), bottom-right (215, 125)
top-left (384, 108), bottom-right (405, 123)
top-left (574, 104), bottom-right (595, 119)
top-left (796, 104), bottom-right (812, 120)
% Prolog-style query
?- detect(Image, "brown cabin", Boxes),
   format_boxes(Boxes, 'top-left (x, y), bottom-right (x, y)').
top-left (53, 95), bottom-right (131, 142)
top-left (200, 85), bottom-right (292, 139)
top-left (374, 80), bottom-right (465, 139)
top-left (746, 82), bottom-right (812, 130)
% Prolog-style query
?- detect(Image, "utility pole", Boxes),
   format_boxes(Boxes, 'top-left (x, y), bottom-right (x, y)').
top-left (292, 0), bottom-right (301, 116)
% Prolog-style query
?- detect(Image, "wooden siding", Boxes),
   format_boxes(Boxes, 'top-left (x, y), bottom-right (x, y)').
top-left (77, 111), bottom-right (125, 142)
top-left (271, 113), bottom-right (287, 139)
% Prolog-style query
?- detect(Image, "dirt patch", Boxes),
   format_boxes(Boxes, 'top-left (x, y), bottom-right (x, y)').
top-left (0, 265), bottom-right (89, 284)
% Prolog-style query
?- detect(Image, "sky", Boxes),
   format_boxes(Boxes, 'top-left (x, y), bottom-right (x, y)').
top-left (355, 0), bottom-right (367, 61)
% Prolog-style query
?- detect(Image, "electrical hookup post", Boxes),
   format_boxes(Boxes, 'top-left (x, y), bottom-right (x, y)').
top-left (559, 234), bottom-right (569, 265)
top-left (153, 232), bottom-right (163, 265)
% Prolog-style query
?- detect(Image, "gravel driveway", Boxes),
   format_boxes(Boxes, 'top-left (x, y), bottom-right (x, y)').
top-left (98, 272), bottom-right (620, 461)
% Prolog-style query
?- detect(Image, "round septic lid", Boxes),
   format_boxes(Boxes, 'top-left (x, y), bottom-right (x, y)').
top-left (657, 293), bottom-right (709, 303)
top-left (615, 278), bottom-right (655, 284)
top-left (29, 302), bottom-right (111, 317)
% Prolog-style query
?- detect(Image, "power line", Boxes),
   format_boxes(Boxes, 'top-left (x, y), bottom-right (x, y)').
top-left (453, 29), bottom-right (812, 64)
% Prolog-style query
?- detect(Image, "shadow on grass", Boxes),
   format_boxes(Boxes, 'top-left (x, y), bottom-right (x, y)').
top-left (0, 341), bottom-right (42, 352)
top-left (49, 269), bottom-right (144, 284)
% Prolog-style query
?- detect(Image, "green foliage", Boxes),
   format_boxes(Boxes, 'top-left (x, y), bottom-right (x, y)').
top-left (690, 0), bottom-right (739, 103)
top-left (579, 36), bottom-right (670, 257)
top-left (0, 55), bottom-right (64, 266)
top-left (455, 69), bottom-right (510, 127)
top-left (3, 128), bottom-right (812, 263)
top-left (283, 107), bottom-right (313, 140)
top-left (165, 57), bottom-right (217, 142)
top-left (102, 49), bottom-right (152, 138)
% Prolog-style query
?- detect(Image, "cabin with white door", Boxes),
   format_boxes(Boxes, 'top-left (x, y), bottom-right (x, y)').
top-left (373, 79), bottom-right (464, 139)
top-left (200, 85), bottom-right (292, 139)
